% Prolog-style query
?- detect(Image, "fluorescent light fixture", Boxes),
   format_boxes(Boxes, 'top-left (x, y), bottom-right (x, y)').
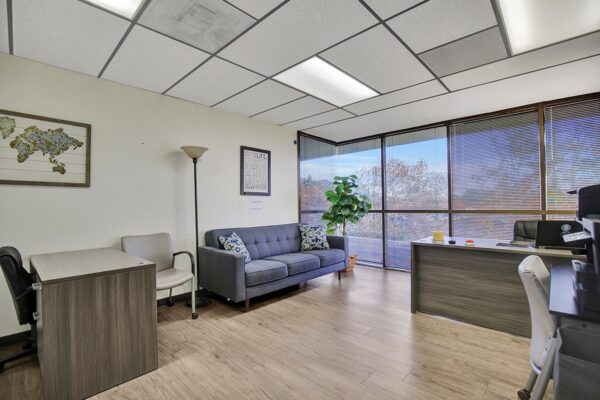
top-left (274, 57), bottom-right (378, 106)
top-left (498, 0), bottom-right (600, 54)
top-left (85, 0), bottom-right (144, 19)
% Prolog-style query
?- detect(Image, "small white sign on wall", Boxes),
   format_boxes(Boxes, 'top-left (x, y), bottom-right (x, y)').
top-left (247, 198), bottom-right (266, 212)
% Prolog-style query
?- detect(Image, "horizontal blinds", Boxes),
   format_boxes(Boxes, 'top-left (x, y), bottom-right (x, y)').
top-left (450, 111), bottom-right (541, 210)
top-left (545, 99), bottom-right (600, 210)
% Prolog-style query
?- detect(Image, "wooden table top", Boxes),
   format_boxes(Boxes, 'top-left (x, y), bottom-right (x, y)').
top-left (30, 247), bottom-right (155, 284)
top-left (412, 236), bottom-right (583, 259)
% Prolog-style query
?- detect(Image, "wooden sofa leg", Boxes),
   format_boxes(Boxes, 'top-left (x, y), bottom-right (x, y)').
top-left (244, 298), bottom-right (250, 312)
top-left (338, 271), bottom-right (341, 280)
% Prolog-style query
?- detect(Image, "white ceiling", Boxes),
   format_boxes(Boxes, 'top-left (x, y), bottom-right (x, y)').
top-left (1, 0), bottom-right (599, 142)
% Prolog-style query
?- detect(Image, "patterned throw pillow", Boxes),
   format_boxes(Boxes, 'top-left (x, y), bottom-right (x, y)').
top-left (299, 224), bottom-right (330, 251)
top-left (218, 232), bottom-right (251, 263)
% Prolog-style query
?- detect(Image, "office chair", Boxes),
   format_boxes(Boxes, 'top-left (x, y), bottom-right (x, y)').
top-left (514, 220), bottom-right (538, 242)
top-left (517, 255), bottom-right (556, 400)
top-left (0, 247), bottom-right (37, 373)
top-left (121, 233), bottom-right (198, 319)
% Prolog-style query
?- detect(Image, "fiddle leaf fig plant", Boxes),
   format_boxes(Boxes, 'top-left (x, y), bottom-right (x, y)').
top-left (322, 175), bottom-right (373, 236)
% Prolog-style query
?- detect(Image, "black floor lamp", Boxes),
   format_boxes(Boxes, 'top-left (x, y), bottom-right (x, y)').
top-left (181, 145), bottom-right (211, 308)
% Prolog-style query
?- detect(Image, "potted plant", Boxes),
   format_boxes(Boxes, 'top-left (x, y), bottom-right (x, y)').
top-left (322, 175), bottom-right (373, 272)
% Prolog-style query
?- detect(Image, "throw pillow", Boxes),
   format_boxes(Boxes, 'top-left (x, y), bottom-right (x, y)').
top-left (299, 224), bottom-right (330, 251)
top-left (218, 232), bottom-right (251, 263)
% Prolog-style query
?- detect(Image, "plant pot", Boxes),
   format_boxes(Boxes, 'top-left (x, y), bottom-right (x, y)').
top-left (345, 254), bottom-right (357, 272)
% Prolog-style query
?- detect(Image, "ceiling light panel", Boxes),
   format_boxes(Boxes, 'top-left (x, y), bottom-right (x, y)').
top-left (225, 0), bottom-right (285, 19)
top-left (363, 0), bottom-right (424, 20)
top-left (419, 27), bottom-right (507, 77)
top-left (167, 58), bottom-right (263, 106)
top-left (308, 56), bottom-right (600, 141)
top-left (13, 0), bottom-right (129, 76)
top-left (0, 0), bottom-right (8, 53)
top-left (85, 0), bottom-right (143, 19)
top-left (215, 80), bottom-right (304, 116)
top-left (345, 80), bottom-right (447, 115)
top-left (253, 96), bottom-right (335, 125)
top-left (102, 26), bottom-right (210, 93)
top-left (219, 0), bottom-right (378, 76)
top-left (387, 0), bottom-right (497, 53)
top-left (497, 0), bottom-right (600, 54)
top-left (139, 0), bottom-right (255, 53)
top-left (442, 31), bottom-right (600, 91)
top-left (283, 109), bottom-right (354, 131)
top-left (274, 57), bottom-right (378, 106)
top-left (321, 25), bottom-right (433, 93)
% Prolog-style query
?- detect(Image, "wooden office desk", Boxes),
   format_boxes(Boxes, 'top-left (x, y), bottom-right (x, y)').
top-left (411, 237), bottom-right (584, 337)
top-left (30, 248), bottom-right (157, 400)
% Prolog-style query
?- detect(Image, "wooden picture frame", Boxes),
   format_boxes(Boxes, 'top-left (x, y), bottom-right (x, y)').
top-left (0, 109), bottom-right (91, 187)
top-left (240, 146), bottom-right (271, 196)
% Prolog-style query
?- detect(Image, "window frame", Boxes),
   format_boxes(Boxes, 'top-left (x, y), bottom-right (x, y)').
top-left (297, 92), bottom-right (598, 270)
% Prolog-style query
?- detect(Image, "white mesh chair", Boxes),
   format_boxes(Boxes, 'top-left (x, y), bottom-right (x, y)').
top-left (122, 232), bottom-right (197, 319)
top-left (517, 255), bottom-right (557, 400)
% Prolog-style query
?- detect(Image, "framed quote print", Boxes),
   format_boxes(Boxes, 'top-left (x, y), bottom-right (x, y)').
top-left (240, 146), bottom-right (271, 196)
top-left (0, 109), bottom-right (91, 187)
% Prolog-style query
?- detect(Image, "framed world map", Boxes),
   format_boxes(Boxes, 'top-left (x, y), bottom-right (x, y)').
top-left (0, 109), bottom-right (91, 187)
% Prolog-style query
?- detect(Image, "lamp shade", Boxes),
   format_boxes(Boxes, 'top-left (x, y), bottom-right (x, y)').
top-left (181, 146), bottom-right (209, 159)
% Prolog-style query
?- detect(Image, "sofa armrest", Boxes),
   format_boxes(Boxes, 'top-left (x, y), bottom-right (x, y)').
top-left (198, 246), bottom-right (246, 303)
top-left (327, 235), bottom-right (349, 267)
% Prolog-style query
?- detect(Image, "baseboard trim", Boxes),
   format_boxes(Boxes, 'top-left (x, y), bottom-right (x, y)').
top-left (0, 330), bottom-right (30, 348)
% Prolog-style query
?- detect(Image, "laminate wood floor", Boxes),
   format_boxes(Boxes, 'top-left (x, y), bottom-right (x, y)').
top-left (0, 266), bottom-right (552, 399)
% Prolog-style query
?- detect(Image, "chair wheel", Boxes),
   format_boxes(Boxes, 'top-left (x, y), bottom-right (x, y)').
top-left (191, 312), bottom-right (198, 319)
top-left (517, 389), bottom-right (531, 400)
top-left (167, 300), bottom-right (175, 307)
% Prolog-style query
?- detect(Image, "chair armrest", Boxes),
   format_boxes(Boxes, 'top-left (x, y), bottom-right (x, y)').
top-left (327, 235), bottom-right (349, 266)
top-left (173, 251), bottom-right (195, 274)
top-left (198, 246), bottom-right (246, 303)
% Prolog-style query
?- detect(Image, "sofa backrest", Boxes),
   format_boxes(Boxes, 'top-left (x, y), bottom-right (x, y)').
top-left (205, 223), bottom-right (301, 260)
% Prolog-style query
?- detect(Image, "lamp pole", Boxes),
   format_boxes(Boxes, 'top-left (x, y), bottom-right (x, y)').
top-left (181, 146), bottom-right (210, 308)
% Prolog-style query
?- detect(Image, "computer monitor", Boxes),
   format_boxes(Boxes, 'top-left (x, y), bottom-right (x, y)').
top-left (535, 220), bottom-right (584, 250)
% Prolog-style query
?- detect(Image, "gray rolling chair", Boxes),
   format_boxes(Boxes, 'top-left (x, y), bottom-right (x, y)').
top-left (121, 233), bottom-right (197, 319)
top-left (517, 255), bottom-right (556, 400)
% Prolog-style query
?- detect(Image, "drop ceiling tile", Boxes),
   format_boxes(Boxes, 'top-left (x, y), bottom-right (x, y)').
top-left (442, 31), bottom-right (600, 91)
top-left (0, 0), bottom-right (8, 53)
top-left (219, 0), bottom-right (378, 76)
top-left (363, 0), bottom-right (424, 20)
top-left (321, 25), bottom-right (432, 93)
top-left (253, 96), bottom-right (335, 125)
top-left (344, 80), bottom-right (446, 115)
top-left (139, 0), bottom-right (255, 53)
top-left (102, 26), bottom-right (209, 93)
top-left (307, 55), bottom-right (600, 141)
top-left (226, 0), bottom-right (285, 19)
top-left (283, 109), bottom-right (353, 131)
top-left (12, 0), bottom-right (129, 76)
top-left (387, 0), bottom-right (497, 53)
top-left (215, 79), bottom-right (304, 116)
top-left (167, 57), bottom-right (263, 106)
top-left (420, 27), bottom-right (507, 77)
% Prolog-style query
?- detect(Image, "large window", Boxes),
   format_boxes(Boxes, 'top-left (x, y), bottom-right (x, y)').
top-left (545, 99), bottom-right (600, 210)
top-left (298, 94), bottom-right (599, 270)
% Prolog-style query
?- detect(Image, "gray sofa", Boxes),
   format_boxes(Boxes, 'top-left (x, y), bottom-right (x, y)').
top-left (198, 223), bottom-right (348, 310)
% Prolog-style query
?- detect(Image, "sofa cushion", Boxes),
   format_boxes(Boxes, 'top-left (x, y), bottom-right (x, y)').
top-left (245, 259), bottom-right (288, 287)
top-left (298, 224), bottom-right (330, 251)
top-left (302, 249), bottom-right (345, 267)
top-left (218, 232), bottom-right (251, 263)
top-left (265, 253), bottom-right (320, 276)
top-left (206, 224), bottom-right (301, 260)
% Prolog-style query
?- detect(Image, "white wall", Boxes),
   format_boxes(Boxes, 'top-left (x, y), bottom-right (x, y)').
top-left (0, 53), bottom-right (298, 337)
